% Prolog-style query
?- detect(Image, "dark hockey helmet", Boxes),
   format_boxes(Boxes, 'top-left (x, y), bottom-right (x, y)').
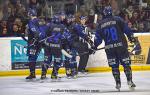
top-left (103, 6), bottom-right (112, 17)
top-left (79, 16), bottom-right (87, 20)
top-left (28, 8), bottom-right (37, 16)
top-left (59, 11), bottom-right (66, 16)
top-left (67, 14), bottom-right (75, 22)
top-left (52, 15), bottom-right (60, 24)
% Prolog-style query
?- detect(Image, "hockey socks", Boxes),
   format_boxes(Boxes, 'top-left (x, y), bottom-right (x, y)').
top-left (112, 67), bottom-right (121, 90)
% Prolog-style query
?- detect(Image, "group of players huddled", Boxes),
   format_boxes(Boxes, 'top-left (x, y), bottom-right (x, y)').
top-left (25, 5), bottom-right (137, 91)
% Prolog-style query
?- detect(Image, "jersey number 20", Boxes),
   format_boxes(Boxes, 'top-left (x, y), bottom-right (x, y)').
top-left (104, 27), bottom-right (118, 43)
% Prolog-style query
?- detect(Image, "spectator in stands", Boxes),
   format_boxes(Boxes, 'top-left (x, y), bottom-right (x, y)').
top-left (128, 21), bottom-right (138, 32)
top-left (126, 0), bottom-right (133, 5)
top-left (29, 0), bottom-right (38, 9)
top-left (14, 18), bottom-right (25, 34)
top-left (138, 21), bottom-right (148, 33)
top-left (28, 0), bottom-right (46, 17)
top-left (126, 5), bottom-right (134, 19)
top-left (12, 24), bottom-right (19, 36)
top-left (0, 5), bottom-right (3, 20)
top-left (94, 0), bottom-right (103, 14)
top-left (15, 0), bottom-right (27, 19)
top-left (41, 4), bottom-right (51, 19)
top-left (86, 8), bottom-right (95, 30)
top-left (0, 0), bottom-right (150, 37)
top-left (2, 1), bottom-right (13, 21)
top-left (0, 20), bottom-right (10, 37)
top-left (79, 5), bottom-right (88, 16)
top-left (130, 11), bottom-right (139, 32)
top-left (84, 0), bottom-right (95, 13)
top-left (128, 21), bottom-right (132, 29)
top-left (130, 11), bottom-right (139, 23)
top-left (119, 9), bottom-right (130, 23)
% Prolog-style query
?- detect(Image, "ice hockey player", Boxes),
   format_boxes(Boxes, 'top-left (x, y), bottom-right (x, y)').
top-left (73, 16), bottom-right (93, 74)
top-left (38, 16), bottom-right (52, 80)
top-left (63, 15), bottom-right (78, 78)
top-left (93, 6), bottom-right (136, 91)
top-left (43, 15), bottom-right (68, 80)
top-left (26, 9), bottom-right (47, 80)
top-left (59, 12), bottom-right (67, 25)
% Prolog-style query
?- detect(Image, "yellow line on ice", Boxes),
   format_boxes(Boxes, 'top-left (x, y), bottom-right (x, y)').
top-left (0, 65), bottom-right (150, 77)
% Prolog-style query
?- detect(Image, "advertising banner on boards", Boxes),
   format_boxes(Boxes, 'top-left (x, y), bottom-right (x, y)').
top-left (11, 40), bottom-right (44, 70)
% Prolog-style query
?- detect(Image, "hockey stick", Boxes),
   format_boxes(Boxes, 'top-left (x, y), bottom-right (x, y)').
top-left (61, 49), bottom-right (73, 58)
top-left (77, 47), bottom-right (105, 56)
top-left (96, 47), bottom-right (105, 50)
top-left (16, 43), bottom-right (27, 48)
top-left (15, 42), bottom-right (36, 48)
top-left (16, 42), bottom-right (73, 58)
top-left (39, 35), bottom-right (55, 43)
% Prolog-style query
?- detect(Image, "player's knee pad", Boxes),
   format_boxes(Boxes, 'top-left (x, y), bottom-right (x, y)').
top-left (54, 62), bottom-right (61, 68)
top-left (54, 57), bottom-right (61, 63)
top-left (108, 58), bottom-right (119, 67)
top-left (44, 55), bottom-right (52, 65)
top-left (121, 57), bottom-right (131, 67)
top-left (28, 55), bottom-right (38, 62)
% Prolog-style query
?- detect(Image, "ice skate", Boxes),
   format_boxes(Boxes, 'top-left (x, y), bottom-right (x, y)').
top-left (72, 74), bottom-right (78, 79)
top-left (127, 81), bottom-right (136, 91)
top-left (66, 69), bottom-right (72, 79)
top-left (78, 70), bottom-right (88, 76)
top-left (71, 69), bottom-right (78, 79)
top-left (26, 73), bottom-right (36, 81)
top-left (40, 72), bottom-right (47, 80)
top-left (66, 75), bottom-right (72, 79)
top-left (51, 75), bottom-right (61, 82)
top-left (115, 83), bottom-right (121, 91)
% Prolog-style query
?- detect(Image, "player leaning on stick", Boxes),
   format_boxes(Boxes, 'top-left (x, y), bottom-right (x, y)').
top-left (93, 5), bottom-right (136, 91)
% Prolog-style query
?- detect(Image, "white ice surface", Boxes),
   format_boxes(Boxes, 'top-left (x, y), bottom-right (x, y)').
top-left (0, 71), bottom-right (150, 95)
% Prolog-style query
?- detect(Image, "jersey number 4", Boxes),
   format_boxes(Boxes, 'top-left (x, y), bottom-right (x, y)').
top-left (104, 27), bottom-right (118, 43)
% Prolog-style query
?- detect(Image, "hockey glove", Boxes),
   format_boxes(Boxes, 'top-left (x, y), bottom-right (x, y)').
top-left (131, 39), bottom-right (141, 55)
top-left (88, 48), bottom-right (96, 54)
top-left (87, 38), bottom-right (95, 48)
top-left (128, 35), bottom-right (136, 43)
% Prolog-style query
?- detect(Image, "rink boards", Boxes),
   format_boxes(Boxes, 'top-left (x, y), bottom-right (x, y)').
top-left (0, 33), bottom-right (150, 76)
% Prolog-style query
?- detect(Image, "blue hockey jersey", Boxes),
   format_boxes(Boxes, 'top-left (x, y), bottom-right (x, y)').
top-left (94, 16), bottom-right (134, 48)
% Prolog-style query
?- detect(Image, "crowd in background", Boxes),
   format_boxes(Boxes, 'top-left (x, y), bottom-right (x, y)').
top-left (0, 0), bottom-right (150, 37)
